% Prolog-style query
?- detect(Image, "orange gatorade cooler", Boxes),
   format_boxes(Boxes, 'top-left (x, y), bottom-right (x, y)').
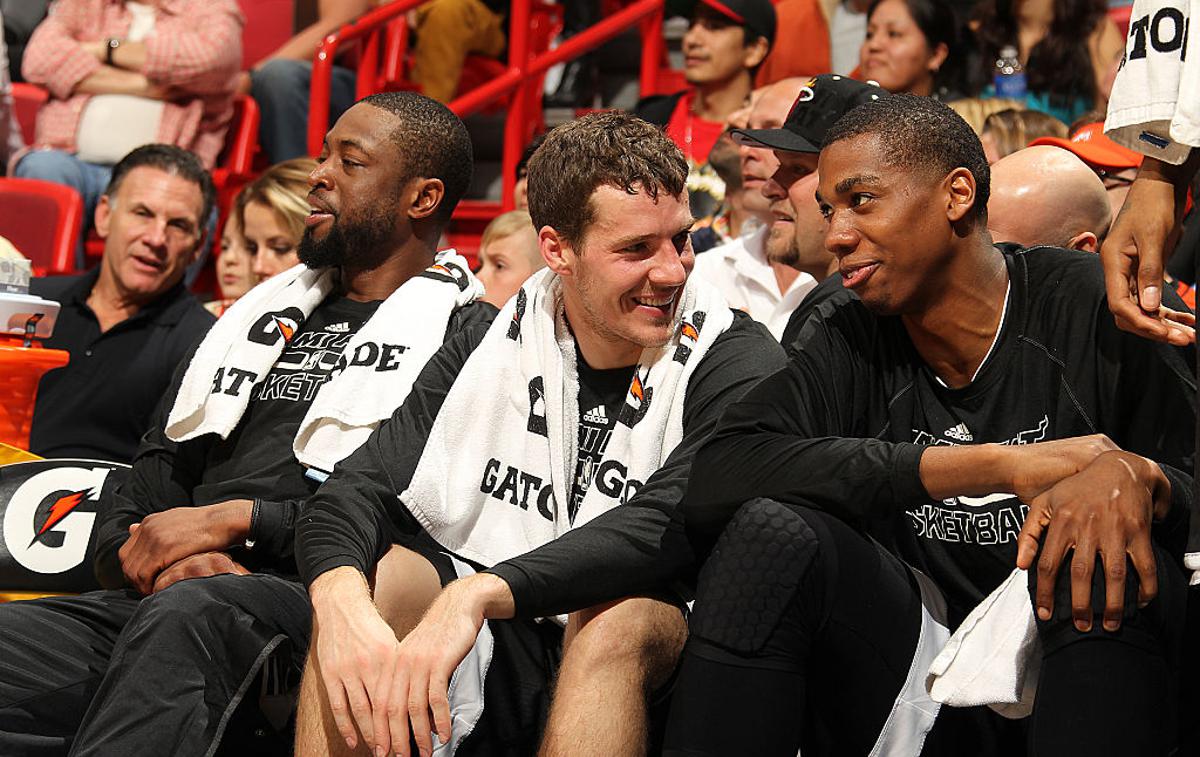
top-left (0, 259), bottom-right (68, 451)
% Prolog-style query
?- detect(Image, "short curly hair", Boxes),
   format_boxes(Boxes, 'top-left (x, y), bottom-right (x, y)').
top-left (824, 94), bottom-right (990, 224)
top-left (359, 91), bottom-right (473, 225)
top-left (526, 111), bottom-right (688, 249)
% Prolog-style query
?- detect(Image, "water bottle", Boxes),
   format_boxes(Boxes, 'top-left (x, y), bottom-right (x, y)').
top-left (993, 45), bottom-right (1027, 99)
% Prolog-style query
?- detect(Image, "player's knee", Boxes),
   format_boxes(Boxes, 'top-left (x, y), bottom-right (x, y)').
top-left (689, 498), bottom-right (825, 655)
top-left (567, 597), bottom-right (687, 687)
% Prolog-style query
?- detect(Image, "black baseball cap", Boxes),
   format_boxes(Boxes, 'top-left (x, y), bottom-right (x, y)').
top-left (730, 75), bottom-right (887, 153)
top-left (667, 0), bottom-right (777, 47)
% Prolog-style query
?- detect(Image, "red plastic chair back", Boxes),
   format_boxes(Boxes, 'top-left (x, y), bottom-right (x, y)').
top-left (10, 83), bottom-right (48, 146)
top-left (0, 178), bottom-right (83, 276)
top-left (238, 0), bottom-right (294, 68)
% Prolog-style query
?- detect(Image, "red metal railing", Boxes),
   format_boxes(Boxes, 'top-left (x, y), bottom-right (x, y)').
top-left (307, 0), bottom-right (666, 215)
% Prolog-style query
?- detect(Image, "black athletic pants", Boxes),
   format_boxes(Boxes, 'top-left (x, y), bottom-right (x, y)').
top-left (663, 499), bottom-right (1186, 757)
top-left (0, 573), bottom-right (310, 756)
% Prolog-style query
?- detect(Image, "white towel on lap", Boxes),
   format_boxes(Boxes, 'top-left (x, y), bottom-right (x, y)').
top-left (401, 267), bottom-right (733, 570)
top-left (165, 251), bottom-right (483, 472)
top-left (926, 567), bottom-right (1040, 719)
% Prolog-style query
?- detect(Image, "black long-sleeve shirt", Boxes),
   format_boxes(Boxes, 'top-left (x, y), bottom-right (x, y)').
top-left (685, 247), bottom-right (1196, 621)
top-left (93, 299), bottom-right (496, 589)
top-left (295, 312), bottom-right (788, 618)
top-left (30, 270), bottom-right (215, 463)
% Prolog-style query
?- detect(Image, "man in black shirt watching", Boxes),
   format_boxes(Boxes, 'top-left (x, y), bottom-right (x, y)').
top-left (293, 112), bottom-right (785, 757)
top-left (0, 92), bottom-right (490, 756)
top-left (29, 144), bottom-right (216, 462)
top-left (663, 95), bottom-right (1195, 756)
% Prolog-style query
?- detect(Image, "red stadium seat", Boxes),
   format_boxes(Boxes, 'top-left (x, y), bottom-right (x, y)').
top-left (10, 83), bottom-right (47, 147)
top-left (0, 178), bottom-right (83, 276)
top-left (237, 0), bottom-right (294, 69)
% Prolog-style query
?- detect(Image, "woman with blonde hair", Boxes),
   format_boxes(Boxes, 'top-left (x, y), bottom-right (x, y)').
top-left (979, 107), bottom-right (1068, 163)
top-left (238, 157), bottom-right (317, 281)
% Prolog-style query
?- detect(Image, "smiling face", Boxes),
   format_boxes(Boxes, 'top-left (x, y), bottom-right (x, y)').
top-left (301, 102), bottom-right (412, 270)
top-left (859, 0), bottom-right (947, 96)
top-left (244, 200), bottom-right (301, 281)
top-left (95, 166), bottom-right (204, 303)
top-left (816, 133), bottom-right (963, 315)
top-left (763, 150), bottom-right (819, 265)
top-left (550, 184), bottom-right (694, 367)
top-left (216, 213), bottom-right (255, 299)
top-left (683, 6), bottom-right (763, 86)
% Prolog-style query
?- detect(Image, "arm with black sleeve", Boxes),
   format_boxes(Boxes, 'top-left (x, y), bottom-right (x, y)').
top-left (484, 313), bottom-right (788, 619)
top-left (94, 349), bottom-right (212, 589)
top-left (295, 318), bottom-right (494, 587)
top-left (683, 300), bottom-right (931, 545)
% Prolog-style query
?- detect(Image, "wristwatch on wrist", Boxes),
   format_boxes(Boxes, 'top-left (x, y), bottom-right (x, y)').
top-left (105, 38), bottom-right (121, 65)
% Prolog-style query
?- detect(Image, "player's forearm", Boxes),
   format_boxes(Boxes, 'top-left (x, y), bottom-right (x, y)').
top-left (918, 444), bottom-right (1015, 500)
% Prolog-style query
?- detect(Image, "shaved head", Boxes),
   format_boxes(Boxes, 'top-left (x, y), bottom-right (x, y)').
top-left (987, 146), bottom-right (1111, 252)
top-left (739, 77), bottom-right (809, 219)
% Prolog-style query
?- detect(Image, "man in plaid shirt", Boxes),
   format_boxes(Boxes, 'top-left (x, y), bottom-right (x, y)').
top-left (12, 0), bottom-right (242, 264)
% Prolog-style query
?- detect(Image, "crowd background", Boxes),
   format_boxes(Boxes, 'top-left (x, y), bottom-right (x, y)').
top-left (1, 0), bottom-right (1192, 312)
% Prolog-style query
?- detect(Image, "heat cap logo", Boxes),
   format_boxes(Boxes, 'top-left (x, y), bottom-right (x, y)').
top-left (3, 467), bottom-right (109, 575)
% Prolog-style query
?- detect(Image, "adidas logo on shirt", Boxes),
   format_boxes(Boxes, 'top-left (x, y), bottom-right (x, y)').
top-left (327, 322), bottom-right (350, 333)
top-left (583, 405), bottom-right (608, 425)
top-left (943, 423), bottom-right (973, 442)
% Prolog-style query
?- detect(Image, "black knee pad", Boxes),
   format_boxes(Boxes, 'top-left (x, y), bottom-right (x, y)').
top-left (689, 499), bottom-right (824, 655)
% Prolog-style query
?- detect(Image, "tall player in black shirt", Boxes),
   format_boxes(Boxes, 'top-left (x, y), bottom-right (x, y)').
top-left (0, 93), bottom-right (491, 756)
top-left (664, 96), bottom-right (1196, 756)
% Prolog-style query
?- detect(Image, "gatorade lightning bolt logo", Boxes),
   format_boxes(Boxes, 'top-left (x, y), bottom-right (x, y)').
top-left (421, 261), bottom-right (471, 291)
top-left (619, 368), bottom-right (653, 428)
top-left (3, 465), bottom-right (113, 576)
top-left (673, 310), bottom-right (706, 364)
top-left (33, 490), bottom-right (87, 543)
top-left (247, 307), bottom-right (305, 346)
top-left (271, 315), bottom-right (297, 343)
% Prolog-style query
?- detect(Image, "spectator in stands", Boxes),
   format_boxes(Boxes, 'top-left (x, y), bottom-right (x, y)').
top-left (987, 145), bottom-right (1111, 250)
top-left (0, 0), bottom-right (50, 84)
top-left (636, 0), bottom-right (775, 216)
top-left (724, 74), bottom-right (886, 347)
top-left (292, 110), bottom-right (784, 757)
top-left (979, 107), bottom-right (1067, 163)
top-left (205, 203), bottom-right (254, 318)
top-left (858, 0), bottom-right (971, 100)
top-left (830, 0), bottom-right (869, 75)
top-left (27, 144), bottom-right (215, 463)
top-left (513, 133), bottom-right (545, 211)
top-left (411, 0), bottom-right (507, 103)
top-left (0, 93), bottom-right (489, 757)
top-left (689, 130), bottom-right (743, 245)
top-left (475, 209), bottom-right (542, 307)
top-left (755, 0), bottom-right (831, 86)
top-left (973, 0), bottom-right (1123, 123)
top-left (1030, 121), bottom-right (1143, 220)
top-left (244, 0), bottom-right (374, 165)
top-left (13, 0), bottom-right (242, 264)
top-left (0, 7), bottom-right (22, 172)
top-left (693, 77), bottom-right (816, 339)
top-left (237, 157), bottom-right (318, 282)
